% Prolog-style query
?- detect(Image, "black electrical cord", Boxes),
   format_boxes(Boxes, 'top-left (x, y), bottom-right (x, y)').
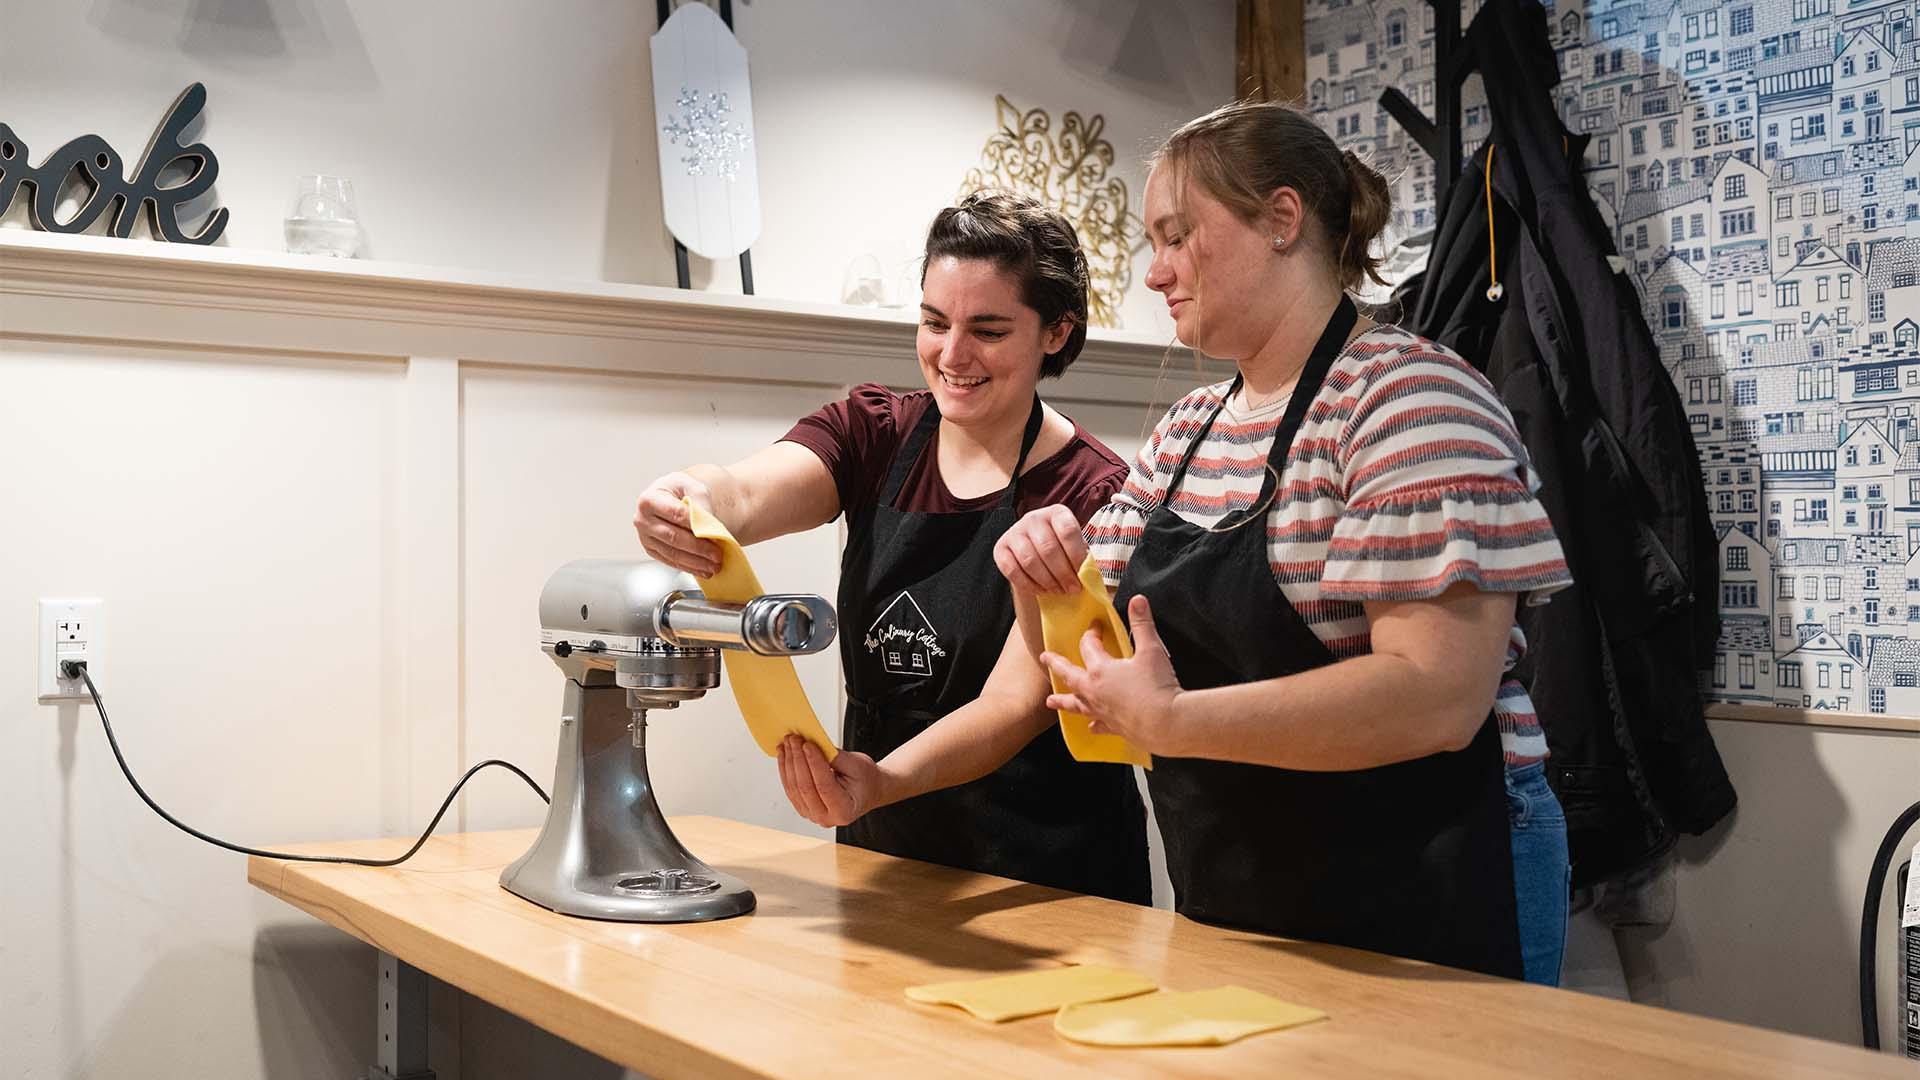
top-left (1860, 796), bottom-right (1920, 1049)
top-left (64, 660), bottom-right (549, 867)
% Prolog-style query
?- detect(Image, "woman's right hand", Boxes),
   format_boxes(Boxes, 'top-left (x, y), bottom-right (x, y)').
top-left (993, 504), bottom-right (1088, 595)
top-left (633, 471), bottom-right (722, 577)
top-left (777, 736), bottom-right (882, 828)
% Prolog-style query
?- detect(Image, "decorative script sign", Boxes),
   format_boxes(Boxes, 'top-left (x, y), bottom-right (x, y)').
top-left (0, 82), bottom-right (229, 244)
top-left (961, 95), bottom-right (1146, 329)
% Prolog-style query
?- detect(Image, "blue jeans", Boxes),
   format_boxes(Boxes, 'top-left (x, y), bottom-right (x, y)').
top-left (1506, 761), bottom-right (1570, 986)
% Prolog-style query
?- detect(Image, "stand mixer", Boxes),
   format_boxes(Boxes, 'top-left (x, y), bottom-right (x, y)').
top-left (500, 558), bottom-right (835, 923)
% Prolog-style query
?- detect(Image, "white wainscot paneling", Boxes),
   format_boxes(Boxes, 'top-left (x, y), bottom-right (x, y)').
top-left (0, 338), bottom-right (404, 1079)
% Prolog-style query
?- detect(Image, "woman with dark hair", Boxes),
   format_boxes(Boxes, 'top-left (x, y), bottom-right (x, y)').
top-left (634, 190), bottom-right (1150, 904)
top-left (784, 104), bottom-right (1574, 981)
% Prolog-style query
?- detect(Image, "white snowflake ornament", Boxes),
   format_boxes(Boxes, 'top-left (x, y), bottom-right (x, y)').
top-left (650, 3), bottom-right (762, 258)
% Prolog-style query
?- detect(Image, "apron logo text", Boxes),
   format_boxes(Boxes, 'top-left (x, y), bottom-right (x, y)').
top-left (865, 591), bottom-right (945, 677)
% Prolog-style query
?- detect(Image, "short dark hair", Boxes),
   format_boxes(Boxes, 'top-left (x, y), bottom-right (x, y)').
top-left (921, 190), bottom-right (1090, 378)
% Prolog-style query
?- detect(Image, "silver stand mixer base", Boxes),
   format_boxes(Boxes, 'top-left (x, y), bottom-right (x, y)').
top-left (500, 674), bottom-right (755, 922)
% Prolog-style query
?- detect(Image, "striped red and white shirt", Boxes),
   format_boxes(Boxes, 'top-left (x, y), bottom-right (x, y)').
top-left (1086, 324), bottom-right (1572, 766)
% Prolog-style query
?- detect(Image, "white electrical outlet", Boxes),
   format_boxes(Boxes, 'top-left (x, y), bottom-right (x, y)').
top-left (38, 598), bottom-right (103, 703)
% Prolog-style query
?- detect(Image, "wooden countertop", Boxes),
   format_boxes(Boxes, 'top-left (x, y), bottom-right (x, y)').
top-left (248, 817), bottom-right (1904, 1079)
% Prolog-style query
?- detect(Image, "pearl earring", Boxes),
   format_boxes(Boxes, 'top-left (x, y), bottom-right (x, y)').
top-left (1271, 235), bottom-right (1287, 251)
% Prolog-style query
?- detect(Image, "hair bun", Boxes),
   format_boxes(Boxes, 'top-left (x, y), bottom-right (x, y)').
top-left (1338, 149), bottom-right (1392, 289)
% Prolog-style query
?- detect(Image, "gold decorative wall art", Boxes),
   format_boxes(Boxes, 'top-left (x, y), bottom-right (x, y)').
top-left (961, 95), bottom-right (1146, 329)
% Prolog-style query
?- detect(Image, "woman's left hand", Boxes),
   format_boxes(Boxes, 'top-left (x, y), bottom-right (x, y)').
top-left (1040, 594), bottom-right (1188, 756)
top-left (777, 736), bottom-right (882, 828)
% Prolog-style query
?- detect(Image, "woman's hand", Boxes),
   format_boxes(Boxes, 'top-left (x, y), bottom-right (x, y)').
top-left (1040, 594), bottom-right (1188, 756)
top-left (633, 471), bottom-right (722, 577)
top-left (993, 504), bottom-right (1089, 595)
top-left (777, 736), bottom-right (884, 828)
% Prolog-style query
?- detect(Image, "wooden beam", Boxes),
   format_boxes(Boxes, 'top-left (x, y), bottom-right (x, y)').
top-left (1237, 0), bottom-right (1307, 103)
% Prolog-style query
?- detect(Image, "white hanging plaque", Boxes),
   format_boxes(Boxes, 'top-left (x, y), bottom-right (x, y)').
top-left (650, 3), bottom-right (762, 259)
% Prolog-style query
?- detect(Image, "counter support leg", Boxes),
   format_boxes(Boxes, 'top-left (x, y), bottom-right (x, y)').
top-left (368, 950), bottom-right (434, 1080)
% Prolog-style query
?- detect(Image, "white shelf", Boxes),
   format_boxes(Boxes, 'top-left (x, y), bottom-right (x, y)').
top-left (0, 230), bottom-right (1193, 399)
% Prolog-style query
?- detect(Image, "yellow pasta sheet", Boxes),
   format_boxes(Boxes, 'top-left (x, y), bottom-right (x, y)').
top-left (905, 964), bottom-right (1157, 1023)
top-left (685, 500), bottom-right (838, 761)
top-left (1054, 986), bottom-right (1327, 1047)
top-left (1033, 555), bottom-right (1151, 768)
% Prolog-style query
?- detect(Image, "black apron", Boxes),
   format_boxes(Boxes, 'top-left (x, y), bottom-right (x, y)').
top-left (837, 396), bottom-right (1151, 905)
top-left (1112, 299), bottom-right (1523, 978)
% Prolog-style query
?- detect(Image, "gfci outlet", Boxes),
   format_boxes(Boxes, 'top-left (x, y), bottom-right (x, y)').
top-left (38, 598), bottom-right (103, 703)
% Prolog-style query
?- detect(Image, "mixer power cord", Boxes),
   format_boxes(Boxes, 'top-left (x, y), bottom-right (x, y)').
top-left (60, 660), bottom-right (550, 867)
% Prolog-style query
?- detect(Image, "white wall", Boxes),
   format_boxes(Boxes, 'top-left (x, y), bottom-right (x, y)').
top-left (0, 0), bottom-right (1230, 334)
top-left (0, 341), bottom-right (404, 1078)
top-left (1614, 719), bottom-right (1919, 1048)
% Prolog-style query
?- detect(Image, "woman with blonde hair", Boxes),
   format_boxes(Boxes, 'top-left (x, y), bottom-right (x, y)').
top-left (782, 103), bottom-right (1571, 980)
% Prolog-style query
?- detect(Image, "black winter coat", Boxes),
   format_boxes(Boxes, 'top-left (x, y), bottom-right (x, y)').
top-left (1409, 0), bottom-right (1736, 886)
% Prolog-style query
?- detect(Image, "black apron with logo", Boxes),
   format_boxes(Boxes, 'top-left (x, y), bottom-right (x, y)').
top-left (1112, 299), bottom-right (1523, 977)
top-left (837, 396), bottom-right (1151, 905)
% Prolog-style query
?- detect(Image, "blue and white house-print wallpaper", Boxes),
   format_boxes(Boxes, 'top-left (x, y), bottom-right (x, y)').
top-left (1307, 0), bottom-right (1920, 716)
